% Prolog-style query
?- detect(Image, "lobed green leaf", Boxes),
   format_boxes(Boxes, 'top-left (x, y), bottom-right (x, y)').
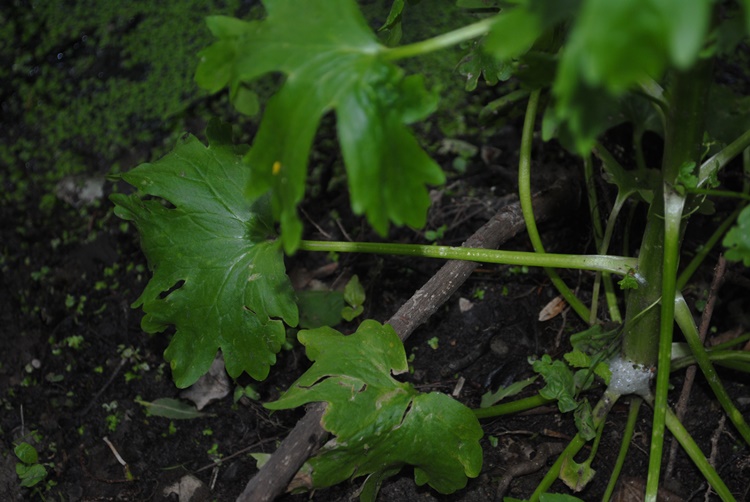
top-left (111, 122), bottom-right (298, 388)
top-left (266, 320), bottom-right (483, 494)
top-left (196, 0), bottom-right (444, 252)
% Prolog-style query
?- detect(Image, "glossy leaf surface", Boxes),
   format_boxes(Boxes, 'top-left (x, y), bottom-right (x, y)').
top-left (196, 0), bottom-right (444, 252)
top-left (266, 320), bottom-right (483, 494)
top-left (111, 122), bottom-right (298, 387)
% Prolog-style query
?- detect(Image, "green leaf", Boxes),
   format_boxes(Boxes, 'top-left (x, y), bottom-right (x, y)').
top-left (480, 376), bottom-right (537, 408)
top-left (196, 1), bottom-right (444, 252)
top-left (724, 205), bottom-right (750, 266)
top-left (343, 275), bottom-right (366, 310)
top-left (16, 463), bottom-right (47, 488)
top-left (135, 397), bottom-right (208, 420)
top-left (14, 442), bottom-right (39, 465)
top-left (552, 0), bottom-right (712, 153)
top-left (560, 454), bottom-right (596, 492)
top-left (484, 0), bottom-right (578, 61)
top-left (564, 349), bottom-right (590, 369)
top-left (573, 399), bottom-right (595, 441)
top-left (378, 0), bottom-right (422, 46)
top-left (111, 122), bottom-right (298, 388)
top-left (266, 320), bottom-right (483, 494)
top-left (531, 354), bottom-right (578, 413)
top-left (675, 161), bottom-right (699, 195)
top-left (456, 41), bottom-right (512, 91)
top-left (297, 290), bottom-right (345, 329)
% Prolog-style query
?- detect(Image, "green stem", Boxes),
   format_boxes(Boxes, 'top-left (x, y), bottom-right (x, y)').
top-left (671, 350), bottom-right (750, 372)
top-left (676, 205), bottom-right (743, 290)
top-left (674, 294), bottom-right (750, 446)
top-left (699, 127), bottom-right (750, 186)
top-left (644, 58), bottom-right (713, 501)
top-left (685, 188), bottom-right (750, 201)
top-left (645, 187), bottom-right (684, 501)
top-left (602, 397), bottom-right (642, 502)
top-left (584, 154), bottom-right (605, 324)
top-left (662, 405), bottom-right (737, 501)
top-left (298, 240), bottom-right (637, 275)
top-left (473, 394), bottom-right (552, 419)
top-left (529, 390), bottom-right (620, 501)
top-left (518, 89), bottom-right (590, 321)
top-left (382, 17), bottom-right (495, 61)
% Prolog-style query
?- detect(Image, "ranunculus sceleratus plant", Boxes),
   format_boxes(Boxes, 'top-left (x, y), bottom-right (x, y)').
top-left (112, 0), bottom-right (750, 500)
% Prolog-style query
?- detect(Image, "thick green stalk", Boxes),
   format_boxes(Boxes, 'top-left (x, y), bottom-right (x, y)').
top-left (621, 59), bottom-right (713, 367)
top-left (298, 240), bottom-right (637, 275)
top-left (645, 188), bottom-right (685, 501)
top-left (620, 192), bottom-right (666, 366)
top-left (640, 60), bottom-right (714, 502)
top-left (518, 90), bottom-right (590, 321)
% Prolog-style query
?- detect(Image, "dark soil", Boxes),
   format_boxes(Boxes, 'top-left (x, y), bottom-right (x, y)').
top-left (2, 3), bottom-right (750, 502)
top-left (3, 129), bottom-right (750, 501)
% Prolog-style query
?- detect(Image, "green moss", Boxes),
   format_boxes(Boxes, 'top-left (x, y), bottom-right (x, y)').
top-left (1, 0), bottom-right (241, 205)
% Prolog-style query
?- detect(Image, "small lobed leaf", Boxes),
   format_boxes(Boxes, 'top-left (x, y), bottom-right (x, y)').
top-left (266, 320), bottom-right (483, 494)
top-left (456, 41), bottom-right (512, 92)
top-left (111, 121), bottom-right (298, 388)
top-left (531, 354), bottom-right (578, 413)
top-left (195, 0), bottom-right (444, 252)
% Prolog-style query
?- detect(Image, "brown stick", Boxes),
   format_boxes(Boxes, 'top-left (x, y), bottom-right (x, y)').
top-left (237, 178), bottom-right (578, 502)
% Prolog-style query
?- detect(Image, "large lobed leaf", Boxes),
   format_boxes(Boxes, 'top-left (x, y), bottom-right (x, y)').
top-left (111, 122), bottom-right (298, 388)
top-left (266, 320), bottom-right (483, 494)
top-left (195, 0), bottom-right (445, 253)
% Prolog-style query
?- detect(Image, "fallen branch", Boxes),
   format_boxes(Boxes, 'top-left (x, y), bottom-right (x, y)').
top-left (237, 177), bottom-right (579, 502)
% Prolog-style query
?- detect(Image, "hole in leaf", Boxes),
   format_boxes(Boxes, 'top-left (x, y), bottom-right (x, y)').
top-left (158, 280), bottom-right (184, 300)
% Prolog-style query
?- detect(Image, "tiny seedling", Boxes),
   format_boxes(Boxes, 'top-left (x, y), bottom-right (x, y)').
top-left (14, 441), bottom-right (48, 489)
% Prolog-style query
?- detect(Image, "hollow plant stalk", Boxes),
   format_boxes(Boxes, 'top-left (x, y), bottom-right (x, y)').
top-left (614, 59), bottom-right (713, 501)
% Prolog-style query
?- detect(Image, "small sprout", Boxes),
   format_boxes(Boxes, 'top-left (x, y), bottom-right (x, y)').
top-left (207, 443), bottom-right (220, 457)
top-left (424, 224), bottom-right (447, 241)
top-left (508, 265), bottom-right (529, 275)
top-left (14, 442), bottom-right (48, 488)
top-left (427, 337), bottom-right (439, 350)
top-left (63, 335), bottom-right (84, 349)
top-left (105, 414), bottom-right (120, 432)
